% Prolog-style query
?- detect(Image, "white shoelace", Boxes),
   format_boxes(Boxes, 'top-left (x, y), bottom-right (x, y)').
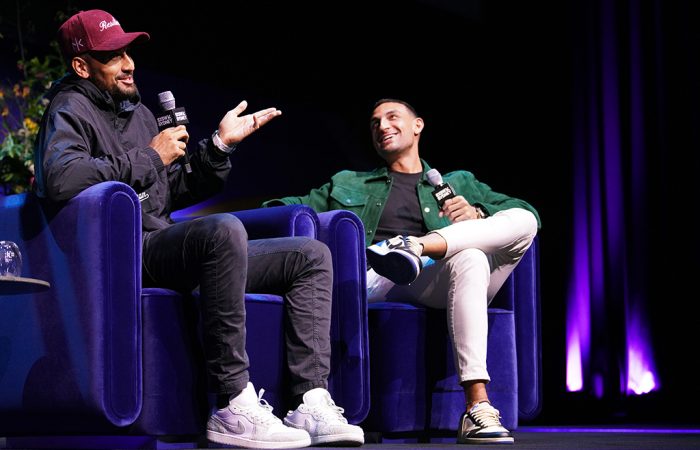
top-left (309, 396), bottom-right (348, 424)
top-left (469, 404), bottom-right (503, 428)
top-left (245, 388), bottom-right (282, 425)
top-left (386, 235), bottom-right (423, 257)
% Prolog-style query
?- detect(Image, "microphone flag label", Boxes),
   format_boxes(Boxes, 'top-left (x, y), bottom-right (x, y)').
top-left (156, 107), bottom-right (189, 131)
top-left (432, 183), bottom-right (456, 207)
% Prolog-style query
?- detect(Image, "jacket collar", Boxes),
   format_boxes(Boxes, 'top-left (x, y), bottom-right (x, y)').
top-left (47, 73), bottom-right (141, 113)
top-left (365, 158), bottom-right (434, 183)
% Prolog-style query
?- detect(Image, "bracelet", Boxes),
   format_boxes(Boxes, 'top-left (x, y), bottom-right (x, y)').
top-left (474, 206), bottom-right (486, 219)
top-left (212, 130), bottom-right (236, 154)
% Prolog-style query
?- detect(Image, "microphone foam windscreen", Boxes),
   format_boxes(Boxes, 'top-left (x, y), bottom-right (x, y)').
top-left (157, 91), bottom-right (176, 111)
top-left (426, 168), bottom-right (443, 186)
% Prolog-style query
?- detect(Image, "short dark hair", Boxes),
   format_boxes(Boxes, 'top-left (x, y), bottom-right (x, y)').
top-left (372, 98), bottom-right (419, 117)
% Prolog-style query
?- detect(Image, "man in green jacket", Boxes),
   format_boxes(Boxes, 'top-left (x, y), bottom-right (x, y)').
top-left (264, 98), bottom-right (540, 445)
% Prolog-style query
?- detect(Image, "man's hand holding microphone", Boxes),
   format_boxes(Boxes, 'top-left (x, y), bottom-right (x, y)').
top-left (427, 168), bottom-right (485, 223)
top-left (150, 125), bottom-right (189, 166)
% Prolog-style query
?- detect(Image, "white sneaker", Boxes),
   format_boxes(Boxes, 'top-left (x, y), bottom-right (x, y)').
top-left (207, 382), bottom-right (311, 449)
top-left (457, 401), bottom-right (514, 445)
top-left (283, 388), bottom-right (364, 446)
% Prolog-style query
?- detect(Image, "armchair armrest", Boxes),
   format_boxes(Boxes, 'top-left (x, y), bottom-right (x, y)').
top-left (0, 181), bottom-right (143, 430)
top-left (316, 210), bottom-right (370, 424)
top-left (514, 236), bottom-right (542, 420)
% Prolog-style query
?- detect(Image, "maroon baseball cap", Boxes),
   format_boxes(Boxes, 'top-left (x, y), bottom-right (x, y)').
top-left (57, 9), bottom-right (150, 60)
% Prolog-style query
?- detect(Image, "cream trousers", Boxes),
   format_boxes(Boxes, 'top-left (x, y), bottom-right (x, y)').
top-left (366, 207), bottom-right (538, 383)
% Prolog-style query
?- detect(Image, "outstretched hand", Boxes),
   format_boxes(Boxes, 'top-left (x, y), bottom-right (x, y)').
top-left (217, 100), bottom-right (282, 147)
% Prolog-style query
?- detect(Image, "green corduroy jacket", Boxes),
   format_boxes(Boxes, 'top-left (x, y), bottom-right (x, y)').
top-left (263, 159), bottom-right (541, 247)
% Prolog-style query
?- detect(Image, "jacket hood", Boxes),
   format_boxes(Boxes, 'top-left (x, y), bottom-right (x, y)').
top-left (45, 73), bottom-right (141, 111)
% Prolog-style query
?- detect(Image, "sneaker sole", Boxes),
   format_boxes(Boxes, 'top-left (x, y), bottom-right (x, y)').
top-left (310, 432), bottom-right (365, 446)
top-left (458, 435), bottom-right (515, 445)
top-left (366, 248), bottom-right (421, 285)
top-left (207, 430), bottom-right (311, 449)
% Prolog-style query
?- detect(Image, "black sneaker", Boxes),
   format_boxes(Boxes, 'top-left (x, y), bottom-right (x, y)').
top-left (457, 402), bottom-right (514, 445)
top-left (366, 235), bottom-right (423, 285)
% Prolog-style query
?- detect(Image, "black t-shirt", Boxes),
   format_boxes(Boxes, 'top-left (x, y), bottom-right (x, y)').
top-left (374, 171), bottom-right (429, 243)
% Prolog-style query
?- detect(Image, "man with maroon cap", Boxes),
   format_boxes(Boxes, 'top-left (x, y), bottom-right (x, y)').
top-left (33, 9), bottom-right (364, 449)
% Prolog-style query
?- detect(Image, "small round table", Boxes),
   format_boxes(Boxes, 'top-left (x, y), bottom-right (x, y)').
top-left (0, 276), bottom-right (51, 295)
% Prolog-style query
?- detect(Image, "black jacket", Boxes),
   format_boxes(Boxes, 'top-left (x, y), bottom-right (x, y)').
top-left (34, 75), bottom-right (231, 231)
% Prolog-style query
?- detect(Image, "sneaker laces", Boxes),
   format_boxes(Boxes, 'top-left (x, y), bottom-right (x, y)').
top-left (469, 403), bottom-right (503, 428)
top-left (244, 388), bottom-right (282, 426)
top-left (386, 236), bottom-right (422, 257)
top-left (308, 396), bottom-right (349, 424)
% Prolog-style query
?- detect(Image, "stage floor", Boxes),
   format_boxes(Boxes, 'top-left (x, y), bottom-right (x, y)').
top-left (3, 426), bottom-right (700, 449)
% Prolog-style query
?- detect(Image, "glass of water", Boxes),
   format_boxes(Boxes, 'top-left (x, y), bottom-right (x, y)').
top-left (0, 240), bottom-right (22, 277)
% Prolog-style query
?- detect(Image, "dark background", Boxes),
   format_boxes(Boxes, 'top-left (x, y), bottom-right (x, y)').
top-left (2, 0), bottom-right (698, 427)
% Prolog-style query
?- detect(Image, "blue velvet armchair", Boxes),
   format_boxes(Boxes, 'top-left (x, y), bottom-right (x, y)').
top-left (0, 181), bottom-right (369, 442)
top-left (361, 237), bottom-right (541, 437)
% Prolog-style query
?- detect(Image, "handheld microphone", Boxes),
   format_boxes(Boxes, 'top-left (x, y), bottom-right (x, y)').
top-left (426, 168), bottom-right (456, 208)
top-left (156, 91), bottom-right (192, 173)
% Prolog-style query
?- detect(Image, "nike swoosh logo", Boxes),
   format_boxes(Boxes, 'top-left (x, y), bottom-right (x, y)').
top-left (226, 419), bottom-right (246, 434)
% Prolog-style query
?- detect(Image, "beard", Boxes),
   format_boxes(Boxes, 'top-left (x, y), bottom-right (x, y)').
top-left (92, 76), bottom-right (139, 103)
top-left (110, 84), bottom-right (139, 103)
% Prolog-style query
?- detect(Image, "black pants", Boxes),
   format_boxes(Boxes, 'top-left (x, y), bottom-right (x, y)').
top-left (142, 213), bottom-right (333, 397)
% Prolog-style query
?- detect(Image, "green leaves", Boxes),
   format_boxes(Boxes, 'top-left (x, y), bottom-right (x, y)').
top-left (0, 47), bottom-right (65, 194)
